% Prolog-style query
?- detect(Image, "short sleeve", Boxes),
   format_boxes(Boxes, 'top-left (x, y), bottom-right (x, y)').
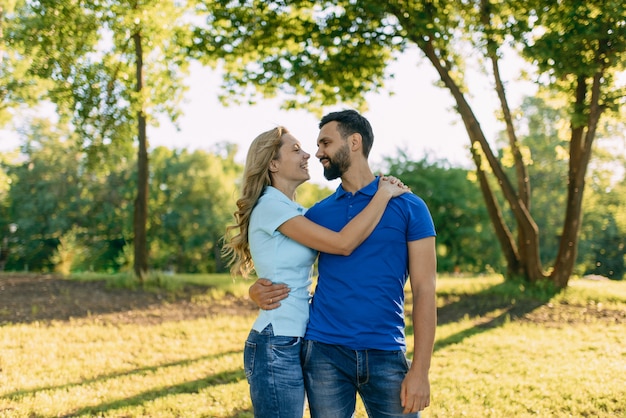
top-left (405, 194), bottom-right (436, 242)
top-left (253, 188), bottom-right (305, 235)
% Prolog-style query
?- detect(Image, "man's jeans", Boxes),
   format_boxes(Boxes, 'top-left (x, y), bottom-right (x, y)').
top-left (243, 324), bottom-right (305, 418)
top-left (302, 340), bottom-right (420, 418)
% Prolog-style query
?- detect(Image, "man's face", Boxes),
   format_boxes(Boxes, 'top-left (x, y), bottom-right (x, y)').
top-left (316, 121), bottom-right (352, 181)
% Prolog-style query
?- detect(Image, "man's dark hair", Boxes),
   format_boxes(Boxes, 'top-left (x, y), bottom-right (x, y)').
top-left (319, 109), bottom-right (374, 158)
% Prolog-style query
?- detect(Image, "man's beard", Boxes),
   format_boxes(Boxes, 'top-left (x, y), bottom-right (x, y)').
top-left (322, 144), bottom-right (351, 180)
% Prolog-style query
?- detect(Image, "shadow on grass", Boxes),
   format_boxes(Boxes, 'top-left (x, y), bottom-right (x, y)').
top-left (407, 281), bottom-right (558, 352)
top-left (0, 274), bottom-right (218, 324)
top-left (2, 350), bottom-right (242, 403)
top-left (58, 368), bottom-right (246, 418)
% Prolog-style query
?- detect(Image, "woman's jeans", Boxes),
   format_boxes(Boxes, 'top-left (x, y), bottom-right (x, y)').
top-left (244, 324), bottom-right (304, 418)
top-left (302, 340), bottom-right (420, 418)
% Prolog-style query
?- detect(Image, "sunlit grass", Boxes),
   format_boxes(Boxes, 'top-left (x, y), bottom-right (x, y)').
top-left (0, 314), bottom-right (254, 417)
top-left (432, 321), bottom-right (625, 417)
top-left (0, 274), bottom-right (624, 417)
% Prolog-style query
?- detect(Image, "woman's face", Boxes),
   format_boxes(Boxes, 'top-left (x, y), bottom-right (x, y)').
top-left (272, 133), bottom-right (311, 184)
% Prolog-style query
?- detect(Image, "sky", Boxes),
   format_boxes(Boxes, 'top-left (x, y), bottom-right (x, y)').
top-left (147, 50), bottom-right (517, 186)
top-left (1, 49), bottom-right (527, 186)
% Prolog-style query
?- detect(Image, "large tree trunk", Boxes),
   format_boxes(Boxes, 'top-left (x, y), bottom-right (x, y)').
top-left (418, 37), bottom-right (536, 278)
top-left (390, 1), bottom-right (609, 289)
top-left (551, 73), bottom-right (603, 287)
top-left (412, 37), bottom-right (564, 286)
top-left (133, 31), bottom-right (148, 282)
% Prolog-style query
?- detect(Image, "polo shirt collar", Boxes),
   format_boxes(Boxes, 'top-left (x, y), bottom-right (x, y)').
top-left (334, 176), bottom-right (379, 199)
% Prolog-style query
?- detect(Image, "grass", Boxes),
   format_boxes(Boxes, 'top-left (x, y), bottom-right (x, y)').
top-left (1, 273), bottom-right (625, 417)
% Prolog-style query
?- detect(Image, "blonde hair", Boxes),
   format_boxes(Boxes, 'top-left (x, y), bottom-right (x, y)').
top-left (222, 126), bottom-right (288, 277)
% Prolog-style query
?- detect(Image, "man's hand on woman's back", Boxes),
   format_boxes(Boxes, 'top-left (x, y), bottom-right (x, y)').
top-left (249, 278), bottom-right (290, 310)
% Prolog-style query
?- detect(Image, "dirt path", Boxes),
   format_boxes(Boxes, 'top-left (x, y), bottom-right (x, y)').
top-left (1, 274), bottom-right (623, 327)
top-left (0, 274), bottom-right (257, 326)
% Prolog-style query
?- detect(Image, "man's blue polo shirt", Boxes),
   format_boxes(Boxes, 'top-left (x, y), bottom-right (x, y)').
top-left (304, 177), bottom-right (436, 351)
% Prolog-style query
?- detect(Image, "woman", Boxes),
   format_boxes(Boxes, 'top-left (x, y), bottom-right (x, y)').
top-left (222, 126), bottom-right (408, 417)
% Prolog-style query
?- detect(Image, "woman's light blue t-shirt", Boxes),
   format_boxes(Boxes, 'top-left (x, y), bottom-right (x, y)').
top-left (249, 186), bottom-right (317, 337)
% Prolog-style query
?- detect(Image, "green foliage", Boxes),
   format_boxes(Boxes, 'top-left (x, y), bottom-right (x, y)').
top-left (0, 0), bottom-right (56, 125)
top-left (295, 181), bottom-right (333, 208)
top-left (2, 121), bottom-right (241, 274)
top-left (148, 146), bottom-right (240, 273)
top-left (191, 0), bottom-right (401, 113)
top-left (6, 121), bottom-right (86, 271)
top-left (578, 177), bottom-right (626, 280)
top-left (188, 0), bottom-right (626, 286)
top-left (385, 151), bottom-right (505, 274)
top-left (519, 0), bottom-right (626, 118)
top-left (50, 226), bottom-right (85, 276)
top-left (2, 120), bottom-right (136, 273)
top-left (6, 0), bottom-right (196, 144)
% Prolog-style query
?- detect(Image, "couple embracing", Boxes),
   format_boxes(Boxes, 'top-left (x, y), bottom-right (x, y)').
top-left (223, 109), bottom-right (437, 418)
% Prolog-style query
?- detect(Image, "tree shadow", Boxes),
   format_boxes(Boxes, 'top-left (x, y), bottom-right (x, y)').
top-left (0, 274), bottom-right (248, 325)
top-left (1, 350), bottom-right (242, 402)
top-left (58, 368), bottom-right (245, 417)
top-left (2, 350), bottom-right (246, 417)
top-left (406, 281), bottom-right (557, 352)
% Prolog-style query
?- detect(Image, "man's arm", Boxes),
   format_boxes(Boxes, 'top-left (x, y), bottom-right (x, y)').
top-left (249, 278), bottom-right (290, 310)
top-left (401, 236), bottom-right (437, 414)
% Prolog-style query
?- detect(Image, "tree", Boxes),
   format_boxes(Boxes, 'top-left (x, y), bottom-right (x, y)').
top-left (0, 146), bottom-right (18, 271)
top-left (578, 150), bottom-right (626, 280)
top-left (496, 95), bottom-right (626, 280)
top-left (4, 126), bottom-right (244, 273)
top-left (6, 120), bottom-right (88, 272)
top-left (5, 0), bottom-right (198, 281)
top-left (195, 0), bottom-right (626, 287)
top-left (149, 145), bottom-right (240, 273)
top-left (0, 0), bottom-right (52, 126)
top-left (498, 96), bottom-right (571, 268)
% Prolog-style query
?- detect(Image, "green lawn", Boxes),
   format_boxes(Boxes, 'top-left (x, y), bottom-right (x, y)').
top-left (0, 273), bottom-right (625, 417)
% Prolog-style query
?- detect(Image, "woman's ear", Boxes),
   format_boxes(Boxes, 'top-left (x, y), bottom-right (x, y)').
top-left (269, 159), bottom-right (279, 173)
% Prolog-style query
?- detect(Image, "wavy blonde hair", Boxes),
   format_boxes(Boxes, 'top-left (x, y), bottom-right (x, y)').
top-left (222, 126), bottom-right (287, 277)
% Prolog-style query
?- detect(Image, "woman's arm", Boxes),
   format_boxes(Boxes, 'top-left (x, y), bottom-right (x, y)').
top-left (278, 176), bottom-right (409, 255)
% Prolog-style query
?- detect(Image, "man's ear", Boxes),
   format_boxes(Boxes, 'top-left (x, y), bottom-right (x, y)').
top-left (350, 133), bottom-right (362, 152)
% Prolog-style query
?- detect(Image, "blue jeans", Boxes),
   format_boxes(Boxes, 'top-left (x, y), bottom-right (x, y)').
top-left (244, 324), bottom-right (305, 418)
top-left (302, 340), bottom-right (420, 418)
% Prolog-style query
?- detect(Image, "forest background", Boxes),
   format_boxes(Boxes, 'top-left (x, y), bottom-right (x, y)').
top-left (0, 1), bottom-right (625, 283)
top-left (1, 119), bottom-right (624, 280)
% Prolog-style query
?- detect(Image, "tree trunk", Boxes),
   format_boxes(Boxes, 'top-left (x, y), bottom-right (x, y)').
top-left (413, 37), bottom-right (548, 285)
top-left (392, 1), bottom-right (610, 289)
top-left (418, 37), bottom-right (534, 277)
top-left (551, 73), bottom-right (604, 287)
top-left (133, 31), bottom-right (148, 282)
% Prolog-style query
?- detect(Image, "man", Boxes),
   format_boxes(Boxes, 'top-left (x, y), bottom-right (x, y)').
top-left (249, 109), bottom-right (437, 417)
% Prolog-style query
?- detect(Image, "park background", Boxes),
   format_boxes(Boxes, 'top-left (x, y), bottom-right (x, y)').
top-left (2, 60), bottom-right (624, 278)
top-left (1, 1), bottom-right (626, 416)
top-left (1, 1), bottom-right (625, 282)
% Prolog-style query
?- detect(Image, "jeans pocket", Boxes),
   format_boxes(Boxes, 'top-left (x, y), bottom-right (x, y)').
top-left (270, 336), bottom-right (301, 361)
top-left (271, 335), bottom-right (300, 348)
top-left (243, 340), bottom-right (256, 379)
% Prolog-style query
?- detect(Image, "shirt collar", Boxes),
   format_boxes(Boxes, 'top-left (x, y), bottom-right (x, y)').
top-left (334, 176), bottom-right (379, 199)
